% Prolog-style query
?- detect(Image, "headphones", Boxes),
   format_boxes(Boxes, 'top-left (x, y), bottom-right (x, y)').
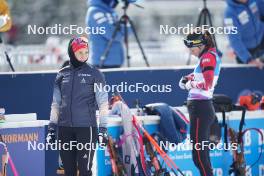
top-left (251, 92), bottom-right (262, 105)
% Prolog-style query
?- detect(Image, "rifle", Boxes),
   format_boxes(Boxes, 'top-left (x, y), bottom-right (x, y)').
top-left (0, 135), bottom-right (18, 176)
top-left (132, 116), bottom-right (185, 176)
top-left (110, 93), bottom-right (148, 176)
top-left (0, 145), bottom-right (8, 176)
top-left (111, 92), bottom-right (185, 176)
top-left (229, 127), bottom-right (264, 176)
top-left (228, 128), bottom-right (246, 176)
top-left (107, 136), bottom-right (127, 176)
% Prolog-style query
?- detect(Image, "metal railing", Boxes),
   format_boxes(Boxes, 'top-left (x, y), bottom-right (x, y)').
top-left (0, 37), bottom-right (235, 71)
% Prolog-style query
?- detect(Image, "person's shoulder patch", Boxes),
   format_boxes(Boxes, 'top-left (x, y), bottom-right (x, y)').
top-left (93, 12), bottom-right (105, 20)
top-left (201, 58), bottom-right (211, 64)
top-left (238, 10), bottom-right (249, 25)
top-left (93, 12), bottom-right (107, 24)
top-left (200, 52), bottom-right (216, 67)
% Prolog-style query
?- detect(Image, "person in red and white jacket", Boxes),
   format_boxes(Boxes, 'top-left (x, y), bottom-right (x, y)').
top-left (179, 30), bottom-right (221, 176)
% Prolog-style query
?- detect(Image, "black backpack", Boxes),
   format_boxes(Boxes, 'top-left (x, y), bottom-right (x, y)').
top-left (213, 94), bottom-right (233, 112)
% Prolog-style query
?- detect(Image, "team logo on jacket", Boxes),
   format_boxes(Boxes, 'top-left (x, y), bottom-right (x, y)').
top-left (78, 73), bottom-right (91, 77)
top-left (238, 10), bottom-right (249, 25)
top-left (201, 58), bottom-right (211, 64)
top-left (81, 78), bottom-right (86, 84)
top-left (83, 154), bottom-right (88, 159)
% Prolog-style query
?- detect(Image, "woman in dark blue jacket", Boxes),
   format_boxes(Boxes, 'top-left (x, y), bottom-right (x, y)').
top-left (46, 37), bottom-right (109, 176)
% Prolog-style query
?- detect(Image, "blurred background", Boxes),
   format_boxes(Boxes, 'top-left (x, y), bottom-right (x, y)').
top-left (0, 0), bottom-right (236, 71)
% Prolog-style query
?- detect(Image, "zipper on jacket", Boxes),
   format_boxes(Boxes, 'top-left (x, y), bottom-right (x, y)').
top-left (70, 69), bottom-right (76, 127)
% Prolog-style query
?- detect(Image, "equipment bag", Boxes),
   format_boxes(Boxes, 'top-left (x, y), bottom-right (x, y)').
top-left (144, 103), bottom-right (188, 145)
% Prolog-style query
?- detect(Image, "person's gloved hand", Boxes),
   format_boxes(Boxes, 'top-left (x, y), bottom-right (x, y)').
top-left (184, 81), bottom-right (193, 91)
top-left (98, 127), bottom-right (108, 146)
top-left (46, 126), bottom-right (56, 144)
top-left (179, 76), bottom-right (189, 90)
top-left (248, 58), bottom-right (264, 69)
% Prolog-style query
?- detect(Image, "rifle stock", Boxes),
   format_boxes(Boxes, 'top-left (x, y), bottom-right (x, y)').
top-left (107, 136), bottom-right (127, 176)
top-left (228, 128), bottom-right (246, 176)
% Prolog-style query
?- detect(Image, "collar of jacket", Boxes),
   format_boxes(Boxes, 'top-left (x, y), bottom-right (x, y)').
top-left (88, 0), bottom-right (115, 13)
top-left (69, 62), bottom-right (89, 70)
top-left (227, 0), bottom-right (251, 7)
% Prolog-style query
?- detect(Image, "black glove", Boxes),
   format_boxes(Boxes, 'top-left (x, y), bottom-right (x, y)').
top-left (179, 76), bottom-right (189, 90)
top-left (98, 127), bottom-right (108, 146)
top-left (46, 125), bottom-right (56, 144)
top-left (181, 76), bottom-right (189, 84)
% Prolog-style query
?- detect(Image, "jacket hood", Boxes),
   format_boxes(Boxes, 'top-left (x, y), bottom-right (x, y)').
top-left (68, 38), bottom-right (87, 68)
top-left (226, 0), bottom-right (250, 7)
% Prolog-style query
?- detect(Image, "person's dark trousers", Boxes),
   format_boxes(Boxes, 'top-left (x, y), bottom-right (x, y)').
top-left (58, 126), bottom-right (98, 176)
top-left (236, 36), bottom-right (264, 63)
top-left (187, 100), bottom-right (216, 176)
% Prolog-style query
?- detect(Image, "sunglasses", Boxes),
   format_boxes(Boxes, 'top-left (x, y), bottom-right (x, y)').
top-left (183, 39), bottom-right (204, 48)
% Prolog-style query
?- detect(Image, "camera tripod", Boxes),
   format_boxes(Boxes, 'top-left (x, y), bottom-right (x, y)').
top-left (100, 2), bottom-right (150, 68)
top-left (186, 0), bottom-right (220, 65)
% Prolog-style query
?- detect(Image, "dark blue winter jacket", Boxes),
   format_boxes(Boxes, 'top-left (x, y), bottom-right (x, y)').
top-left (86, 0), bottom-right (125, 67)
top-left (145, 103), bottom-right (188, 144)
top-left (224, 0), bottom-right (264, 63)
top-left (49, 63), bottom-right (108, 128)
